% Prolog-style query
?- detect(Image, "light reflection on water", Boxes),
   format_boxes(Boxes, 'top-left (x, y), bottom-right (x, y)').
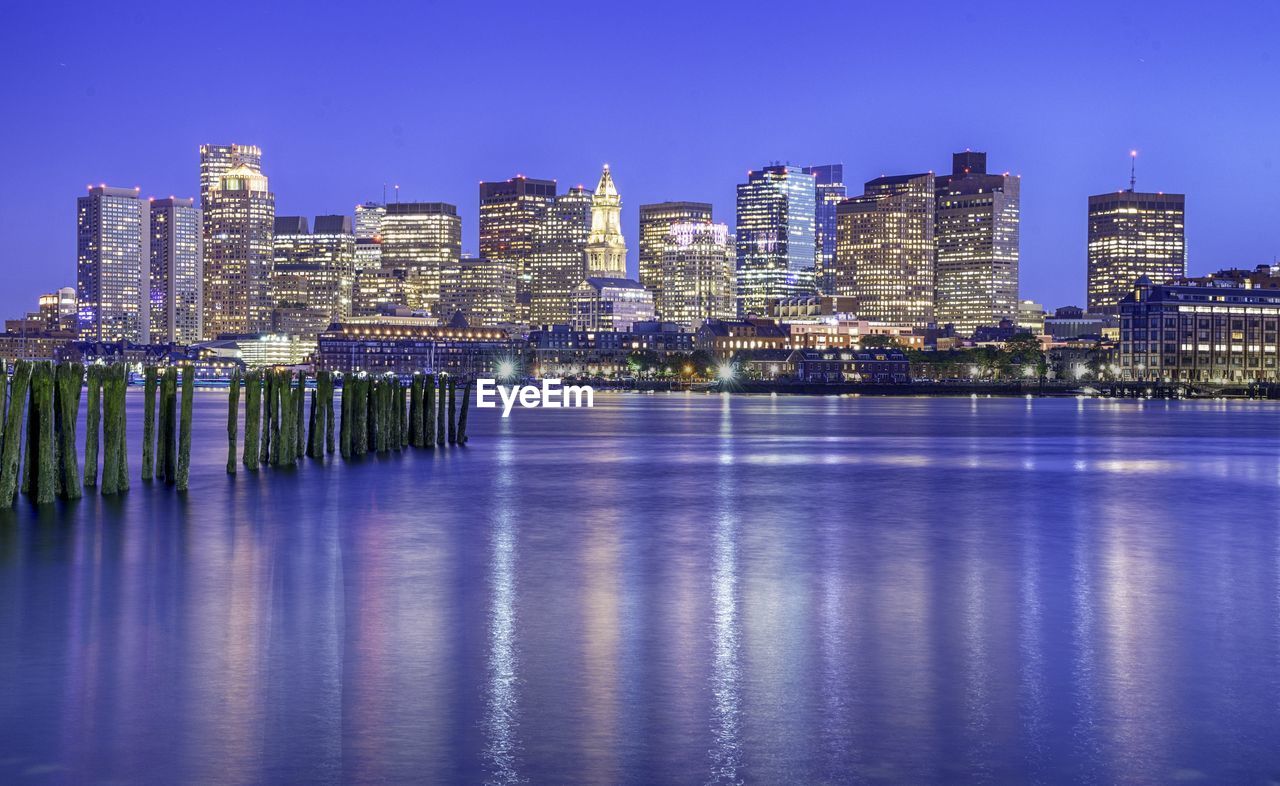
top-left (0, 392), bottom-right (1278, 783)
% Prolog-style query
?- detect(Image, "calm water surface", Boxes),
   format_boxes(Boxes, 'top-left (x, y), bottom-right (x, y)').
top-left (1, 392), bottom-right (1279, 784)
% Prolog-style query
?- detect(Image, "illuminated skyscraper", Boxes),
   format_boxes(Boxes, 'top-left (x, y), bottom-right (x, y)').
top-left (584, 165), bottom-right (627, 278)
top-left (480, 176), bottom-right (557, 325)
top-left (659, 222), bottom-right (736, 330)
top-left (148, 197), bottom-right (203, 345)
top-left (835, 173), bottom-right (935, 325)
top-left (934, 152), bottom-right (1020, 335)
top-left (572, 277), bottom-right (655, 333)
top-left (380, 202), bottom-right (461, 318)
top-left (639, 201), bottom-right (713, 315)
top-left (530, 186), bottom-right (592, 327)
top-left (735, 165), bottom-right (816, 316)
top-left (199, 143), bottom-right (261, 210)
top-left (442, 256), bottom-right (518, 326)
top-left (202, 157), bottom-right (275, 337)
top-left (354, 201), bottom-right (385, 240)
top-left (1087, 172), bottom-right (1185, 315)
top-left (804, 165), bottom-right (845, 294)
top-left (270, 215), bottom-right (355, 337)
top-left (77, 185), bottom-right (148, 342)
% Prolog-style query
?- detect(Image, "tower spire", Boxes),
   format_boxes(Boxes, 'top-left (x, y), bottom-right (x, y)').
top-left (1128, 149), bottom-right (1137, 192)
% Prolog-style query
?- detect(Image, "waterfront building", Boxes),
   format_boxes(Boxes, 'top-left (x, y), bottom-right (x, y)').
top-left (480, 176), bottom-right (557, 324)
top-left (314, 321), bottom-right (518, 377)
top-left (804, 165), bottom-right (846, 294)
top-left (639, 201), bottom-right (713, 312)
top-left (790, 347), bottom-right (911, 384)
top-left (202, 152), bottom-right (275, 338)
top-left (1119, 267), bottom-right (1280, 382)
top-left (571, 277), bottom-right (656, 333)
top-left (77, 185), bottom-right (148, 343)
top-left (1045, 305), bottom-right (1111, 340)
top-left (835, 172), bottom-right (935, 325)
top-left (442, 256), bottom-right (517, 326)
top-left (38, 288), bottom-right (78, 330)
top-left (526, 321), bottom-right (696, 377)
top-left (1087, 176), bottom-right (1185, 314)
top-left (658, 221), bottom-right (735, 330)
top-left (934, 152), bottom-right (1020, 335)
top-left (1017, 299), bottom-right (1046, 335)
top-left (270, 215), bottom-right (356, 338)
top-left (195, 332), bottom-right (316, 368)
top-left (0, 290), bottom-right (78, 363)
top-left (735, 165), bottom-right (817, 315)
top-left (148, 197), bottom-right (203, 345)
top-left (354, 201), bottom-right (385, 240)
top-left (584, 166), bottom-right (627, 279)
top-left (530, 186), bottom-right (593, 328)
top-left (380, 201), bottom-right (461, 319)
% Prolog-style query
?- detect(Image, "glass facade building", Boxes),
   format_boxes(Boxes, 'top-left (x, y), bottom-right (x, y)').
top-left (934, 152), bottom-right (1020, 336)
top-left (201, 147), bottom-right (275, 339)
top-left (479, 176), bottom-right (557, 325)
top-left (530, 186), bottom-right (593, 328)
top-left (804, 165), bottom-right (845, 294)
top-left (638, 201), bottom-right (713, 316)
top-left (148, 197), bottom-right (203, 345)
top-left (659, 222), bottom-right (736, 331)
top-left (380, 202), bottom-right (461, 319)
top-left (735, 165), bottom-right (816, 316)
top-left (77, 185), bottom-right (148, 343)
top-left (1087, 190), bottom-right (1185, 315)
top-left (835, 173), bottom-right (936, 325)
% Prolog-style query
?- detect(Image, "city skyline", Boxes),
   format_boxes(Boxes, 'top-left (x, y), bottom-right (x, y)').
top-left (2, 2), bottom-right (1277, 321)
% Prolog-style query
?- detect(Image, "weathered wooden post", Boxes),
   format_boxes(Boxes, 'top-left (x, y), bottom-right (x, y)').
top-left (243, 369), bottom-right (260, 470)
top-left (398, 378), bottom-right (409, 448)
top-left (142, 365), bottom-right (157, 481)
top-left (294, 370), bottom-right (306, 460)
top-left (339, 374), bottom-right (352, 458)
top-left (0, 361), bottom-right (31, 506)
top-left (100, 365), bottom-right (122, 496)
top-left (227, 367), bottom-right (241, 474)
top-left (408, 373), bottom-right (423, 448)
top-left (83, 364), bottom-right (101, 488)
top-left (55, 363), bottom-right (83, 499)
top-left (447, 378), bottom-right (457, 445)
top-left (307, 380), bottom-right (320, 459)
top-left (176, 364), bottom-right (194, 491)
top-left (367, 377), bottom-right (380, 453)
top-left (424, 374), bottom-right (436, 448)
top-left (351, 375), bottom-right (367, 456)
top-left (23, 361), bottom-right (57, 504)
top-left (156, 367), bottom-right (173, 483)
top-left (274, 370), bottom-right (290, 466)
top-left (436, 375), bottom-right (446, 447)
top-left (324, 372), bottom-right (336, 455)
top-left (0, 361), bottom-right (5, 466)
top-left (457, 380), bottom-right (472, 445)
top-left (260, 369), bottom-right (273, 465)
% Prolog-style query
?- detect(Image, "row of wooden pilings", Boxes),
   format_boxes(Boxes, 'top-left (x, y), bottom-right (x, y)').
top-left (226, 369), bottom-right (471, 473)
top-left (1, 361), bottom-right (471, 507)
top-left (1, 360), bottom-right (197, 506)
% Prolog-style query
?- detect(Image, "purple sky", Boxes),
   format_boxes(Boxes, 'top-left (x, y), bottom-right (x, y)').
top-left (1, 0), bottom-right (1277, 320)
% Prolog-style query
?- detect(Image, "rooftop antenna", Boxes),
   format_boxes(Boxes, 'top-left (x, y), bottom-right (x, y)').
top-left (394, 184), bottom-right (401, 204)
top-left (1128, 149), bottom-right (1138, 192)
top-left (382, 183), bottom-right (387, 205)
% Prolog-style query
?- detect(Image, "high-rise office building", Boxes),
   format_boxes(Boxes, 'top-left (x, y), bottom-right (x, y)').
top-left (380, 202), bottom-right (461, 318)
top-left (835, 173), bottom-right (936, 325)
top-left (934, 152), bottom-right (1020, 335)
top-left (442, 256), bottom-right (517, 327)
top-left (659, 222), bottom-right (735, 330)
top-left (530, 186), bottom-right (593, 327)
top-left (270, 215), bottom-right (355, 337)
top-left (479, 176), bottom-right (557, 325)
top-left (77, 185), bottom-right (148, 342)
top-left (804, 165), bottom-right (845, 294)
top-left (354, 202), bottom-right (386, 240)
top-left (639, 201), bottom-right (713, 315)
top-left (572, 277), bottom-right (655, 333)
top-left (735, 165), bottom-right (817, 316)
top-left (1087, 172), bottom-right (1185, 315)
top-left (584, 165), bottom-right (627, 278)
top-left (352, 268), bottom-right (409, 317)
top-left (202, 148), bottom-right (275, 337)
top-left (148, 197), bottom-right (203, 345)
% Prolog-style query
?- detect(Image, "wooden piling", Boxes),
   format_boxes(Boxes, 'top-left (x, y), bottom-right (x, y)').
top-left (101, 365), bottom-right (122, 495)
top-left (142, 365), bottom-right (157, 481)
top-left (227, 367), bottom-right (240, 474)
top-left (243, 369), bottom-right (260, 470)
top-left (352, 375), bottom-right (368, 456)
top-left (323, 372), bottom-right (336, 455)
top-left (339, 375), bottom-right (352, 458)
top-left (409, 374), bottom-right (423, 448)
top-left (398, 378), bottom-right (408, 449)
top-left (294, 370), bottom-right (306, 461)
top-left (176, 365), bottom-right (194, 490)
top-left (0, 361), bottom-right (31, 505)
top-left (156, 367), bottom-right (174, 483)
top-left (307, 381), bottom-right (320, 459)
top-left (447, 378), bottom-right (457, 445)
top-left (83, 365), bottom-right (101, 488)
top-left (55, 363), bottom-right (83, 499)
top-left (436, 375), bottom-right (446, 447)
top-left (457, 380), bottom-right (472, 445)
top-left (260, 369), bottom-right (273, 465)
top-left (22, 361), bottom-right (56, 504)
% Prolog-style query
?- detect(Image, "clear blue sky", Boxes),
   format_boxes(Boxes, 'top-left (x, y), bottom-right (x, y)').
top-left (1, 0), bottom-right (1276, 319)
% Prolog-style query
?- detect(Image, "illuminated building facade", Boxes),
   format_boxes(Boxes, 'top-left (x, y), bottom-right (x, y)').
top-left (354, 201), bottom-right (385, 240)
top-left (199, 143), bottom-right (261, 211)
top-left (659, 222), bottom-right (735, 330)
top-left (1119, 272), bottom-right (1280, 382)
top-left (479, 176), bottom-right (556, 325)
top-left (584, 165), bottom-right (627, 279)
top-left (270, 215), bottom-right (355, 338)
top-left (934, 152), bottom-right (1020, 335)
top-left (530, 186), bottom-right (592, 327)
top-left (638, 201), bottom-right (713, 312)
top-left (77, 185), bottom-right (148, 343)
top-left (572, 277), bottom-right (656, 333)
top-left (1087, 189), bottom-right (1185, 314)
top-left (314, 322), bottom-right (519, 376)
top-left (202, 153), bottom-right (275, 338)
top-left (352, 267), bottom-right (409, 316)
top-left (735, 165), bottom-right (816, 316)
top-left (149, 197), bottom-right (203, 345)
top-left (835, 172), bottom-right (935, 325)
top-left (380, 202), bottom-right (461, 319)
top-left (444, 256), bottom-right (517, 326)
top-left (804, 165), bottom-right (845, 293)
